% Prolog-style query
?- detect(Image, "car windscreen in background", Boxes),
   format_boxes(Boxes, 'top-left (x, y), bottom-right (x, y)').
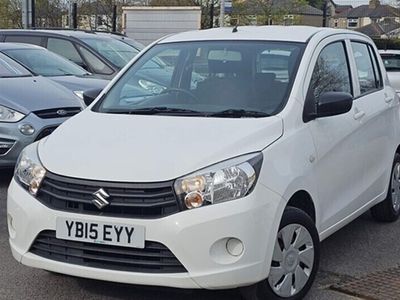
top-left (0, 52), bottom-right (32, 78)
top-left (3, 49), bottom-right (88, 77)
top-left (381, 54), bottom-right (400, 71)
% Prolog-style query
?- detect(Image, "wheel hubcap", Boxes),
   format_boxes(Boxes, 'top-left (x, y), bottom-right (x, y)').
top-left (392, 163), bottom-right (400, 212)
top-left (268, 224), bottom-right (314, 298)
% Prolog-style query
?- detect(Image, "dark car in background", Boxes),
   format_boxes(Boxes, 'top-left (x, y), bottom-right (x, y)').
top-left (0, 52), bottom-right (83, 168)
top-left (0, 43), bottom-right (109, 100)
top-left (0, 29), bottom-right (141, 79)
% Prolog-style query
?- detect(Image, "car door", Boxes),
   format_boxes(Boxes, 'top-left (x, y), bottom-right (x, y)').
top-left (348, 39), bottom-right (398, 206)
top-left (305, 37), bottom-right (365, 233)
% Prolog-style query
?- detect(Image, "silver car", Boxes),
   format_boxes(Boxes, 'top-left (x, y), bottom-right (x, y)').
top-left (0, 43), bottom-right (109, 99)
top-left (379, 49), bottom-right (400, 94)
top-left (0, 52), bottom-right (83, 168)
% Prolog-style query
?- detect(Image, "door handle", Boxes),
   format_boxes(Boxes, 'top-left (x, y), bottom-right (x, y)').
top-left (354, 110), bottom-right (365, 120)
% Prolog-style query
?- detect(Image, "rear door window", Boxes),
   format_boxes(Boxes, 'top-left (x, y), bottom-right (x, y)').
top-left (351, 42), bottom-right (381, 95)
top-left (47, 38), bottom-right (83, 64)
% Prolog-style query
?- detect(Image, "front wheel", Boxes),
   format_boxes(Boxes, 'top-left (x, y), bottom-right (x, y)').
top-left (241, 207), bottom-right (320, 300)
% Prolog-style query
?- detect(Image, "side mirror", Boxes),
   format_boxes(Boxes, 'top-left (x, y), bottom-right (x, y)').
top-left (317, 92), bottom-right (353, 118)
top-left (303, 91), bottom-right (353, 122)
top-left (83, 88), bottom-right (103, 106)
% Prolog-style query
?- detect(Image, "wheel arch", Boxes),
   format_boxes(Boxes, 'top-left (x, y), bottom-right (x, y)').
top-left (396, 144), bottom-right (400, 155)
top-left (286, 190), bottom-right (316, 224)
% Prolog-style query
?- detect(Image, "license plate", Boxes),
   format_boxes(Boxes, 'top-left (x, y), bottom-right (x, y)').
top-left (56, 218), bottom-right (145, 248)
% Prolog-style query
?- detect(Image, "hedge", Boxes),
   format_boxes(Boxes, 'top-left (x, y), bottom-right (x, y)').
top-left (373, 38), bottom-right (400, 50)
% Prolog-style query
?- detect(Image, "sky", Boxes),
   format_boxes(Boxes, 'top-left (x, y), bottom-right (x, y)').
top-left (334, 0), bottom-right (397, 5)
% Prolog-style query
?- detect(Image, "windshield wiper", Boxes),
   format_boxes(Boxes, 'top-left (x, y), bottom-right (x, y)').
top-left (207, 109), bottom-right (270, 118)
top-left (106, 107), bottom-right (205, 116)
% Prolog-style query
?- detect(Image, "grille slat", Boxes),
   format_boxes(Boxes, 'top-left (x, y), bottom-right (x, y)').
top-left (34, 107), bottom-right (81, 119)
top-left (34, 238), bottom-right (176, 258)
top-left (36, 172), bottom-right (181, 219)
top-left (30, 231), bottom-right (187, 273)
top-left (41, 188), bottom-right (177, 208)
top-left (43, 179), bottom-right (173, 199)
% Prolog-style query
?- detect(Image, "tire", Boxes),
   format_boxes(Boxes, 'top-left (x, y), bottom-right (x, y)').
top-left (241, 207), bottom-right (320, 300)
top-left (371, 153), bottom-right (400, 222)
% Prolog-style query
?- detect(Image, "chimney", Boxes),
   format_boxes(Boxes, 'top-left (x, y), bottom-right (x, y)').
top-left (369, 0), bottom-right (380, 9)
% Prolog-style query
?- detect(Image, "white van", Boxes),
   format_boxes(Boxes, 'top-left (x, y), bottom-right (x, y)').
top-left (8, 26), bottom-right (400, 300)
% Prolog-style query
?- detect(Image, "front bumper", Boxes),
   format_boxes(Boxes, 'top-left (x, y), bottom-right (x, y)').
top-left (7, 178), bottom-right (284, 290)
top-left (0, 113), bottom-right (68, 168)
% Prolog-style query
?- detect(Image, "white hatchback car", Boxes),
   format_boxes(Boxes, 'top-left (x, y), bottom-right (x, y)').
top-left (379, 49), bottom-right (400, 94)
top-left (8, 26), bottom-right (400, 300)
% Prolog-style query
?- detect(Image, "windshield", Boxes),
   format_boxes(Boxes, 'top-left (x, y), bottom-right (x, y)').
top-left (381, 54), bottom-right (400, 71)
top-left (81, 37), bottom-right (139, 68)
top-left (0, 52), bottom-right (32, 78)
top-left (3, 48), bottom-right (88, 77)
top-left (94, 41), bottom-right (304, 117)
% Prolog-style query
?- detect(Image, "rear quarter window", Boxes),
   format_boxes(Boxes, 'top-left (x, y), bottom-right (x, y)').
top-left (4, 35), bottom-right (43, 46)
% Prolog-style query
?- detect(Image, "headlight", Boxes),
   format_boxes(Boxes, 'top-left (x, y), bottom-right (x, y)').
top-left (138, 79), bottom-right (166, 94)
top-left (74, 90), bottom-right (84, 100)
top-left (0, 105), bottom-right (25, 122)
top-left (174, 153), bottom-right (263, 209)
top-left (14, 142), bottom-right (46, 196)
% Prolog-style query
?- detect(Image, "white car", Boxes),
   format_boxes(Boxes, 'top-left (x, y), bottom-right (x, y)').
top-left (8, 26), bottom-right (400, 300)
top-left (379, 49), bottom-right (400, 94)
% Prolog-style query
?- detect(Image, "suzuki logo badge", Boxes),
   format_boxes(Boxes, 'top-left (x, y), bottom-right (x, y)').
top-left (92, 188), bottom-right (110, 209)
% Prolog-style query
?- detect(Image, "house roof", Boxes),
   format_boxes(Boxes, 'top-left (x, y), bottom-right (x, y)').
top-left (335, 4), bottom-right (400, 19)
top-left (335, 5), bottom-right (352, 14)
top-left (291, 5), bottom-right (324, 16)
top-left (355, 19), bottom-right (400, 37)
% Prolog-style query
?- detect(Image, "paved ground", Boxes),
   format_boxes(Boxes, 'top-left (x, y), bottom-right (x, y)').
top-left (1, 169), bottom-right (399, 300)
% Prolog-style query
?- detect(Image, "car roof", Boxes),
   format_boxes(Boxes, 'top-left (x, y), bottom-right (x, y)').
top-left (0, 42), bottom-right (44, 50)
top-left (159, 26), bottom-right (362, 44)
top-left (0, 29), bottom-right (102, 39)
top-left (379, 49), bottom-right (400, 55)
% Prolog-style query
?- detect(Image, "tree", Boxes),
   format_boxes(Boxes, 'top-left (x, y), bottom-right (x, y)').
top-left (150, 0), bottom-right (196, 5)
top-left (232, 0), bottom-right (308, 26)
top-left (0, 0), bottom-right (22, 28)
top-left (34, 0), bottom-right (68, 27)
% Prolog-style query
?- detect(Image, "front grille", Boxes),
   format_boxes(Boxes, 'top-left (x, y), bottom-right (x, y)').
top-left (30, 230), bottom-right (187, 273)
top-left (34, 126), bottom-right (58, 141)
top-left (33, 107), bottom-right (81, 119)
top-left (36, 172), bottom-right (181, 219)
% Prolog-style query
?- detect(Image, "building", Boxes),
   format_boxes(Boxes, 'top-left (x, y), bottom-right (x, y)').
top-left (327, 0), bottom-right (352, 27)
top-left (230, 0), bottom-right (324, 27)
top-left (332, 0), bottom-right (400, 30)
top-left (285, 4), bottom-right (324, 27)
top-left (355, 18), bottom-right (400, 39)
